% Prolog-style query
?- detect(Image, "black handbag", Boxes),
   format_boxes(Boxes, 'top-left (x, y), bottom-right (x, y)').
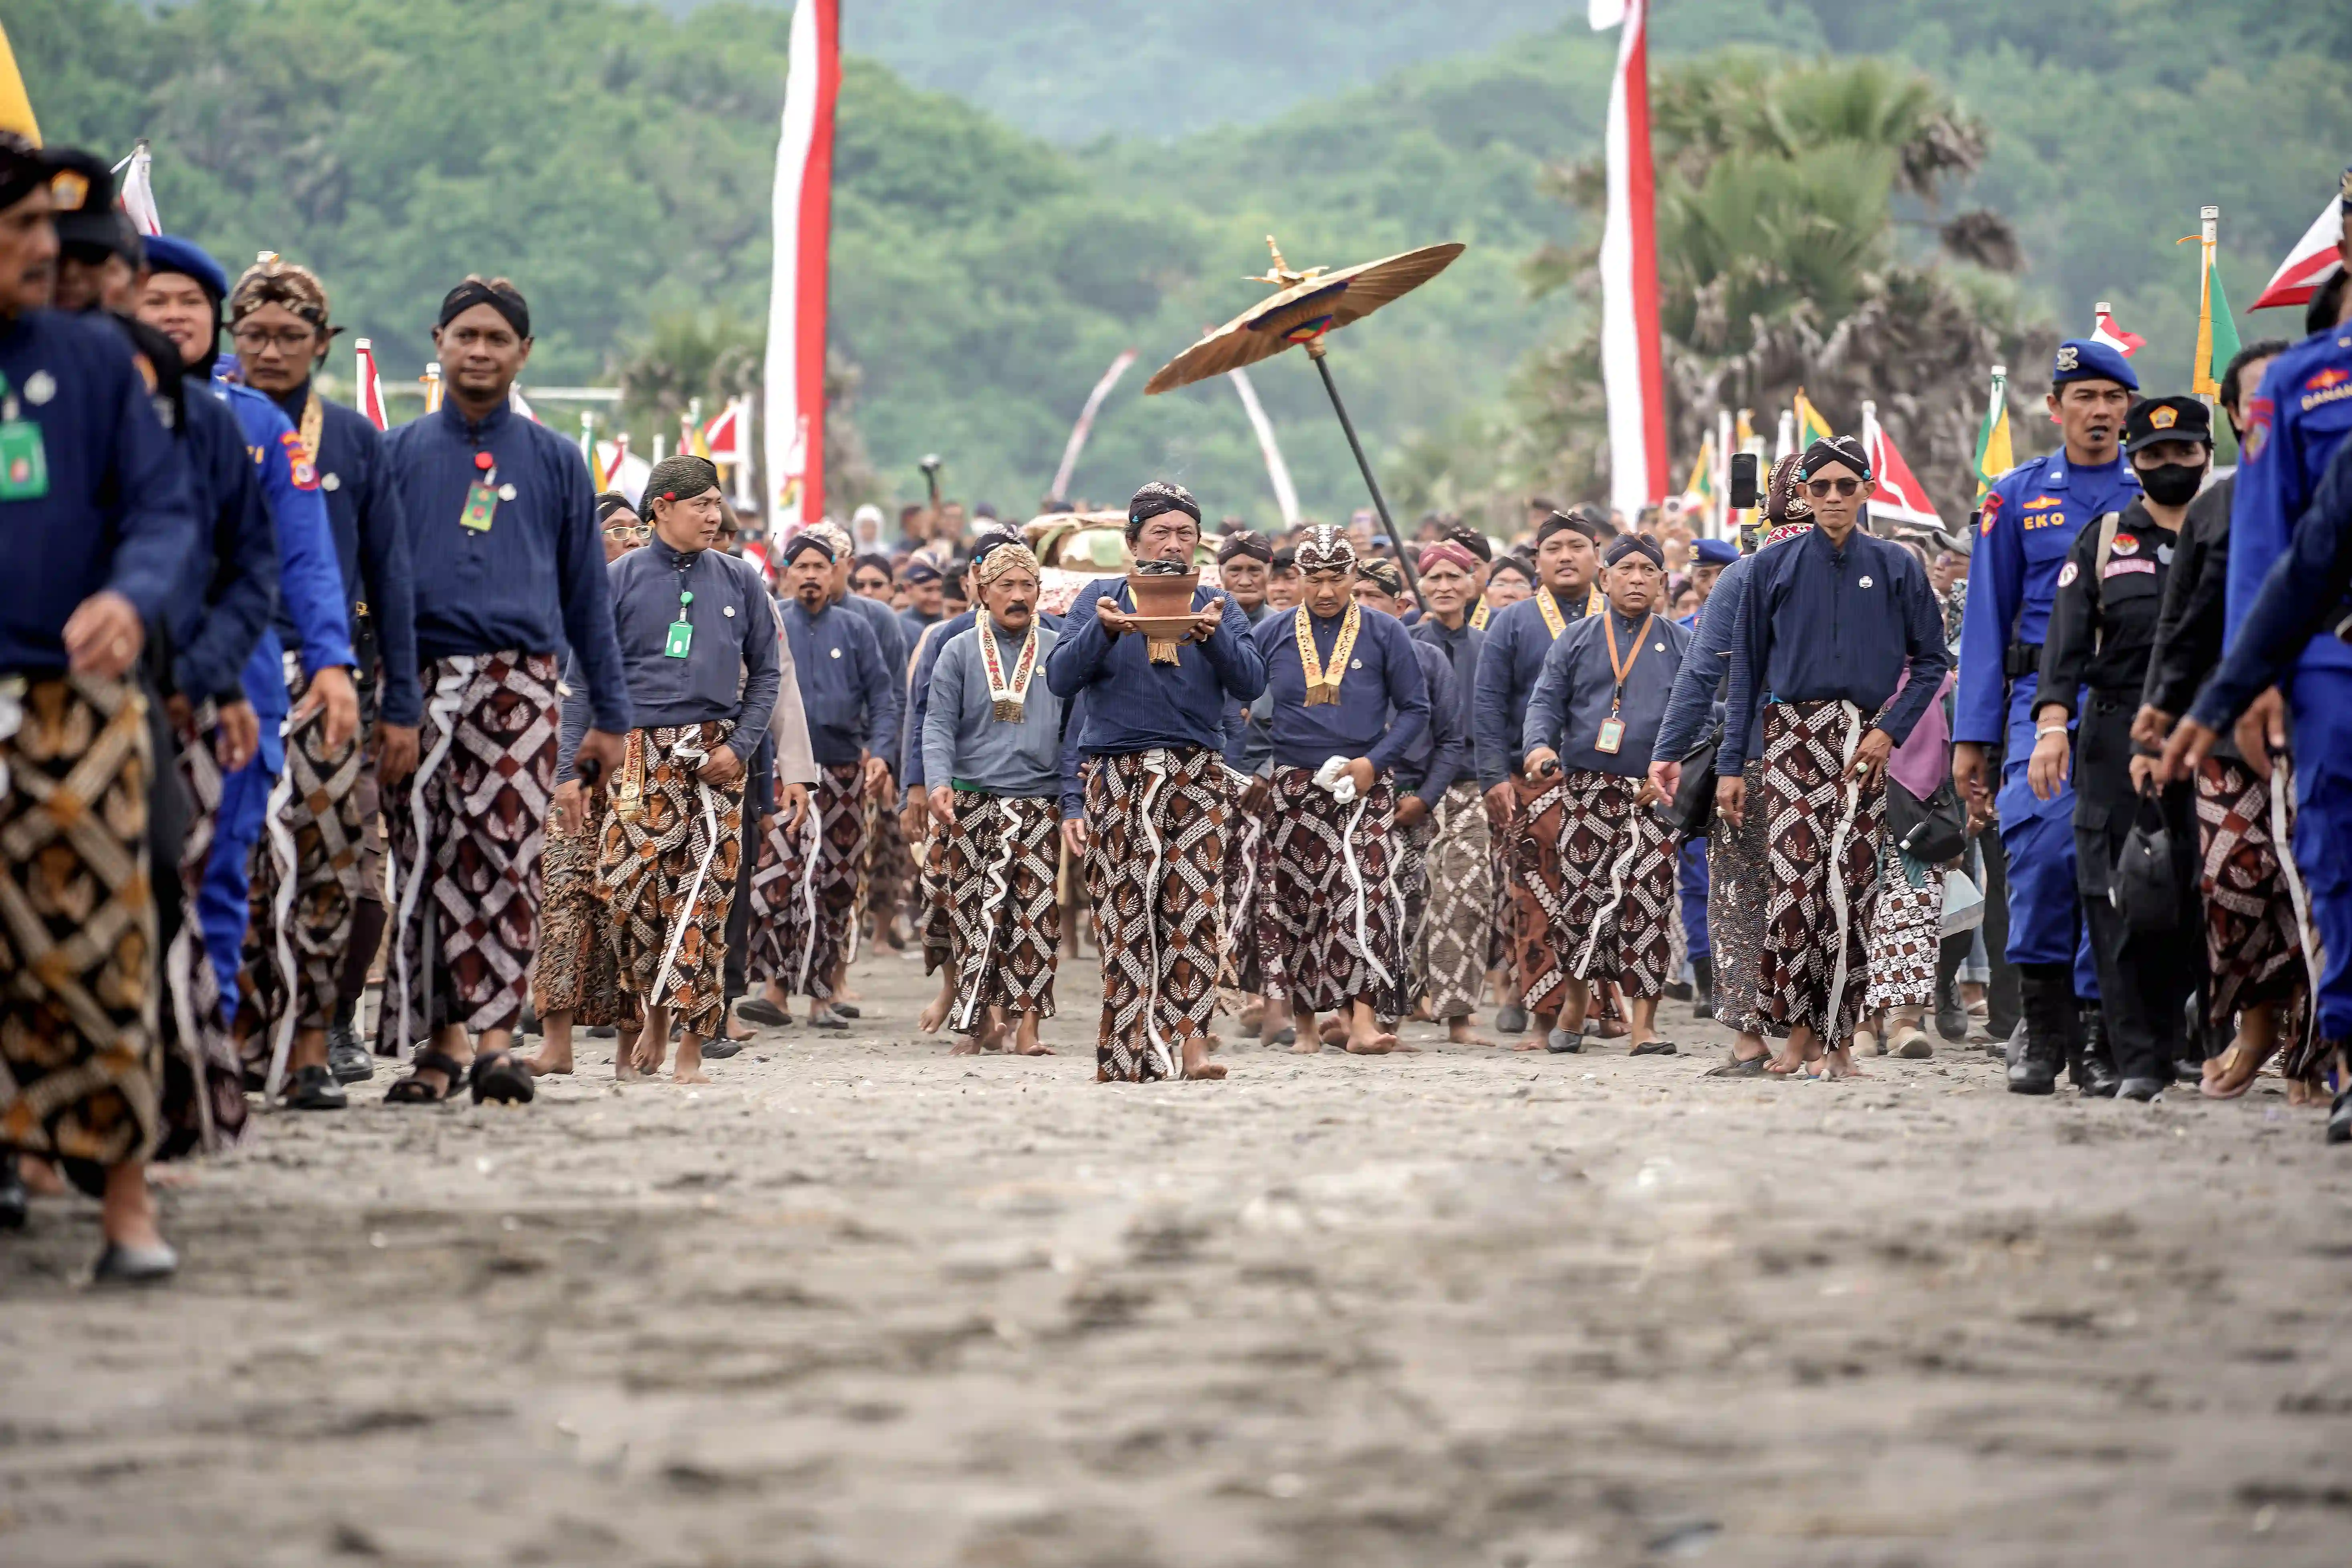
top-left (2110, 788), bottom-right (2180, 933)
top-left (1668, 722), bottom-right (1722, 838)
top-left (1885, 774), bottom-right (1967, 865)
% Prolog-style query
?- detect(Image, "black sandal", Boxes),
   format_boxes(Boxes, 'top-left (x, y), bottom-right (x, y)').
top-left (282, 1062), bottom-right (349, 1110)
top-left (385, 1049), bottom-right (468, 1104)
top-left (469, 1048), bottom-right (537, 1105)
top-left (1545, 1028), bottom-right (1583, 1054)
top-left (1630, 1040), bottom-right (1678, 1057)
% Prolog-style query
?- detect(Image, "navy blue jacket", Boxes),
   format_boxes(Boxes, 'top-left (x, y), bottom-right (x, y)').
top-left (2191, 433), bottom-right (2352, 733)
top-left (1720, 525), bottom-right (1950, 773)
top-left (0, 311), bottom-right (195, 673)
top-left (842, 590), bottom-right (907, 772)
top-left (167, 370), bottom-right (278, 707)
top-left (783, 596), bottom-right (895, 768)
top-left (1472, 587), bottom-right (1592, 787)
top-left (265, 381), bottom-right (421, 724)
top-left (383, 398), bottom-right (628, 732)
top-left (1250, 603), bottom-right (1428, 774)
top-left (1654, 551), bottom-right (1762, 766)
top-left (1523, 605), bottom-right (1691, 776)
top-left (1044, 579), bottom-right (1267, 756)
top-left (1395, 639), bottom-right (1467, 805)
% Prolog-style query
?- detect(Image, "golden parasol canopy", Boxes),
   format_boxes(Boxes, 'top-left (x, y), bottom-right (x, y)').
top-left (1144, 237), bottom-right (1465, 395)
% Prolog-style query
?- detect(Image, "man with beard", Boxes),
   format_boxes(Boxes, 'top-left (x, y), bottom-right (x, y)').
top-left (1953, 340), bottom-right (2141, 1094)
top-left (1473, 511), bottom-right (1601, 1044)
top-left (222, 252), bottom-right (420, 1107)
top-left (1407, 538), bottom-right (1494, 1045)
top-left (1717, 437), bottom-right (1950, 1079)
top-left (744, 531), bottom-right (894, 1030)
top-left (569, 455), bottom-right (778, 1085)
top-left (373, 275), bottom-right (629, 1104)
top-left (1522, 534), bottom-right (1690, 1055)
top-left (921, 542), bottom-right (1066, 1056)
top-left (1047, 481), bottom-right (1267, 1081)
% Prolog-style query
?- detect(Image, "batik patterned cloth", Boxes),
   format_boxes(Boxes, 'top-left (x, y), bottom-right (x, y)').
top-left (1553, 769), bottom-right (1676, 1000)
top-left (159, 703), bottom-right (247, 1156)
top-left (2197, 756), bottom-right (2315, 1076)
top-left (1218, 784), bottom-right (1271, 995)
top-left (945, 792), bottom-right (1061, 1030)
top-left (1706, 760), bottom-right (1769, 1036)
top-left (1256, 766), bottom-right (1405, 1018)
top-left (1488, 818), bottom-right (1513, 973)
top-left (867, 793), bottom-right (913, 944)
top-left (1083, 747), bottom-right (1226, 1081)
top-left (748, 761), bottom-right (864, 1000)
top-left (1862, 835), bottom-right (1943, 1011)
top-left (377, 651), bottom-right (561, 1054)
top-left (918, 818), bottom-right (953, 974)
top-left (1398, 812), bottom-right (1433, 1016)
top-left (1419, 782), bottom-right (1491, 1021)
top-left (1507, 772), bottom-right (1573, 1014)
top-left (531, 783), bottom-right (627, 1026)
top-left (0, 676), bottom-right (162, 1164)
top-left (1756, 701), bottom-right (1884, 1042)
top-left (244, 657), bottom-right (373, 1062)
top-left (601, 723), bottom-right (744, 1041)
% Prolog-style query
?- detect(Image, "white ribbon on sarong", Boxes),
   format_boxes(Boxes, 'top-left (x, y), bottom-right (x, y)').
top-left (260, 652), bottom-right (310, 1099)
top-left (1134, 748), bottom-right (1178, 1079)
top-left (949, 796), bottom-right (1023, 1036)
top-left (1819, 701), bottom-right (1867, 1041)
top-left (793, 791), bottom-right (825, 995)
top-left (1571, 783), bottom-right (1643, 983)
top-left (648, 733), bottom-right (726, 1014)
top-left (383, 657), bottom-right (476, 1062)
top-left (2269, 752), bottom-right (2324, 1060)
top-left (1314, 756), bottom-right (1392, 994)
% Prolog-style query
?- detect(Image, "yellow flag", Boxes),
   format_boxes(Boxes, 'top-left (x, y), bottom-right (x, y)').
top-left (1973, 367), bottom-right (2013, 503)
top-left (0, 22), bottom-right (41, 145)
top-left (1793, 387), bottom-right (1832, 447)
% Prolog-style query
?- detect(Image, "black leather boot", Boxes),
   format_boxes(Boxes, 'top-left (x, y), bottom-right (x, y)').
top-left (2006, 967), bottom-right (2070, 1096)
top-left (1692, 955), bottom-right (1714, 1020)
top-left (2071, 1004), bottom-right (2120, 1098)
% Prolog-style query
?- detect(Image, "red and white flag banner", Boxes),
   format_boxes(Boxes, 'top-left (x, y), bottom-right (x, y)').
top-left (1591, 0), bottom-right (1669, 516)
top-left (761, 0), bottom-right (841, 531)
top-left (353, 337), bottom-right (387, 431)
top-left (2091, 303), bottom-right (2145, 358)
top-left (1861, 403), bottom-right (1945, 532)
top-left (703, 397), bottom-right (746, 465)
top-left (111, 141), bottom-right (160, 236)
top-left (2251, 197), bottom-right (2342, 311)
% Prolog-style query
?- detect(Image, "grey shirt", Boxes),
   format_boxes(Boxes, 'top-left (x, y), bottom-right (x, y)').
top-left (561, 542), bottom-right (780, 774)
top-left (921, 618), bottom-right (1065, 799)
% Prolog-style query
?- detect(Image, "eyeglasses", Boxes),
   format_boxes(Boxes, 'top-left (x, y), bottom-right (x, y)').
top-left (1805, 477), bottom-right (1863, 498)
top-left (230, 325), bottom-right (319, 353)
top-left (604, 524), bottom-right (651, 542)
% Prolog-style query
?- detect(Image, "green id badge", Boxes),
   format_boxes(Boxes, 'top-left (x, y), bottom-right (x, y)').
top-left (0, 420), bottom-right (49, 501)
top-left (664, 619), bottom-right (694, 658)
top-left (459, 482), bottom-right (499, 532)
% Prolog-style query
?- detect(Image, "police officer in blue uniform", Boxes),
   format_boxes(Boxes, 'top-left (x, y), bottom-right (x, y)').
top-left (135, 236), bottom-right (356, 1010)
top-left (2164, 168), bottom-right (2352, 1145)
top-left (1953, 339), bottom-right (2140, 1094)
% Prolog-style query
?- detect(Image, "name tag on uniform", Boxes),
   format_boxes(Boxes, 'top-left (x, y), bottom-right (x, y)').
top-left (0, 419), bottom-right (48, 501)
top-left (460, 482), bottom-right (499, 532)
top-left (1595, 715), bottom-right (1625, 754)
top-left (664, 619), bottom-right (694, 658)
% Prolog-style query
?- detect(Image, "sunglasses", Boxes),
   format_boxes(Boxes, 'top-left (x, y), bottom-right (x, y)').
top-left (1805, 477), bottom-right (1864, 498)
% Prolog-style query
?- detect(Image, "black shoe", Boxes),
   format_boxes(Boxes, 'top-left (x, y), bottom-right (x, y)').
top-left (587, 1025), bottom-right (618, 1039)
top-left (2006, 969), bottom-right (2070, 1096)
top-left (1545, 1028), bottom-right (1582, 1054)
top-left (326, 1023), bottom-right (375, 1084)
top-left (1496, 1003), bottom-right (1529, 1035)
top-left (93, 1241), bottom-right (179, 1285)
top-left (1692, 955), bottom-right (1714, 1020)
top-left (2116, 1077), bottom-right (2166, 1102)
top-left (1664, 980), bottom-right (1693, 1002)
top-left (2170, 1056), bottom-right (2205, 1084)
top-left (807, 1004), bottom-right (851, 1030)
top-left (2330, 1088), bottom-right (2352, 1146)
top-left (516, 1004), bottom-right (539, 1038)
top-left (735, 997), bottom-right (788, 1027)
top-left (282, 1062), bottom-right (348, 1111)
top-left (0, 1155), bottom-right (26, 1231)
top-left (1934, 978), bottom-right (1970, 1044)
top-left (702, 1040), bottom-right (744, 1060)
top-left (2070, 1007), bottom-right (2120, 1099)
top-left (830, 1003), bottom-right (861, 1020)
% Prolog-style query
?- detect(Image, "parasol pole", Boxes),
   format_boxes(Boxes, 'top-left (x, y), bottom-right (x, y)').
top-left (1303, 338), bottom-right (1421, 603)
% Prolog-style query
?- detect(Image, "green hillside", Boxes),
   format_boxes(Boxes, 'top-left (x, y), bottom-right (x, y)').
top-left (15, 0), bottom-right (2350, 526)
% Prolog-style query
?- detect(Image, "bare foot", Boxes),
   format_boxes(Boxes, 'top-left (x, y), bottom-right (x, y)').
top-left (1237, 997), bottom-right (1266, 1032)
top-left (1180, 1037), bottom-right (1227, 1080)
top-left (1317, 1015), bottom-right (1347, 1045)
top-left (521, 1046), bottom-right (573, 1076)
top-left (1824, 1046), bottom-right (1866, 1079)
top-left (950, 1036), bottom-right (982, 1056)
top-left (918, 993), bottom-right (951, 1034)
top-left (20, 1156), bottom-right (66, 1197)
top-left (1446, 1020), bottom-right (1497, 1048)
top-left (1344, 1031), bottom-right (1401, 1054)
top-left (1509, 1038), bottom-right (1549, 1052)
top-left (1014, 1040), bottom-right (1055, 1056)
top-left (725, 1014), bottom-right (755, 1043)
top-left (1291, 1038), bottom-right (1322, 1054)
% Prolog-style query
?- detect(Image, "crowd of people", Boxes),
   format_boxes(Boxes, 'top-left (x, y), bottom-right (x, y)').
top-left (7, 130), bottom-right (2352, 1284)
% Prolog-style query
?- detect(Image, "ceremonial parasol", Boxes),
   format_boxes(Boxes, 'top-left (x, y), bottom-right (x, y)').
top-left (1146, 236), bottom-right (1464, 599)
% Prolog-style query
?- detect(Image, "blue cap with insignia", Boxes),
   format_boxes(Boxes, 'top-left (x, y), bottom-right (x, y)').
top-left (2050, 337), bottom-right (2138, 392)
top-left (143, 234), bottom-right (230, 302)
top-left (1691, 537), bottom-right (1739, 566)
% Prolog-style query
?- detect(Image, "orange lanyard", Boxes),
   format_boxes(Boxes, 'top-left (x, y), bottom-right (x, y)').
top-left (1602, 612), bottom-right (1654, 715)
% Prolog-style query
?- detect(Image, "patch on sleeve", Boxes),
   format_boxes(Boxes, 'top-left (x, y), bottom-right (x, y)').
top-left (278, 429), bottom-right (320, 490)
top-left (2102, 559), bottom-right (2156, 579)
top-left (2242, 396), bottom-right (2273, 465)
top-left (1979, 490), bottom-right (2004, 534)
top-left (2055, 561), bottom-right (2078, 588)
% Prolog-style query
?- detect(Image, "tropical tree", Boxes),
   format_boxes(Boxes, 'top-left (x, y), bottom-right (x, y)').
top-left (1512, 52), bottom-right (2056, 523)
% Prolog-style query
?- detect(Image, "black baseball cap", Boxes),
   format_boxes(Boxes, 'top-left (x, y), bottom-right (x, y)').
top-left (44, 147), bottom-right (130, 257)
top-left (2124, 395), bottom-right (2212, 454)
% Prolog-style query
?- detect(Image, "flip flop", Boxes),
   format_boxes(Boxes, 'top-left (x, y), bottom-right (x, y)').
top-left (1264, 1026), bottom-right (1297, 1046)
top-left (468, 1049), bottom-right (537, 1105)
top-left (701, 1040), bottom-right (744, 1060)
top-left (1703, 1055), bottom-right (1769, 1078)
top-left (1630, 1040), bottom-right (1678, 1056)
top-left (734, 997), bottom-right (788, 1027)
top-left (1545, 1028), bottom-right (1583, 1055)
top-left (385, 1049), bottom-right (468, 1104)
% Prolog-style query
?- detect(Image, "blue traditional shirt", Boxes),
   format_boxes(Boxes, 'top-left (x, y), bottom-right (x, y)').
top-left (783, 596), bottom-right (894, 768)
top-left (166, 377), bottom-right (278, 708)
top-left (1523, 605), bottom-right (1691, 777)
top-left (1043, 579), bottom-right (1267, 756)
top-left (1394, 638), bottom-right (1467, 804)
top-left (1249, 603), bottom-right (1429, 774)
top-left (1471, 586), bottom-right (1594, 788)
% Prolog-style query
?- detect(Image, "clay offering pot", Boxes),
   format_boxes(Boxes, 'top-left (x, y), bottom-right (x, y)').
top-left (1124, 567), bottom-right (1202, 663)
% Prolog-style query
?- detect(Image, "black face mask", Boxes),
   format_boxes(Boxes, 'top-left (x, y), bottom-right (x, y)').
top-left (2138, 461), bottom-right (2205, 508)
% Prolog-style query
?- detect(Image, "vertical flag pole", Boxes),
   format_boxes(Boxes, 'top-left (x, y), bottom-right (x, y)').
top-left (1713, 408), bottom-right (1732, 538)
top-left (2197, 205), bottom-right (2220, 410)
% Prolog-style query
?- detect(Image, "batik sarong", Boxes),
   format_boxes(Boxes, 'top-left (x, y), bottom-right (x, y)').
top-left (600, 723), bottom-right (744, 1041)
top-left (748, 761), bottom-right (863, 1000)
top-left (1398, 812), bottom-right (1433, 1018)
top-left (946, 791), bottom-right (1061, 1030)
top-left (0, 675), bottom-right (162, 1164)
top-left (377, 651), bottom-right (561, 1054)
top-left (244, 655), bottom-right (375, 1072)
top-left (1756, 701), bottom-right (1884, 1042)
top-left (1707, 759), bottom-right (1769, 1036)
top-left (867, 793), bottom-right (913, 945)
top-left (2197, 756), bottom-right (2316, 1076)
top-left (1419, 781), bottom-right (1491, 1020)
top-left (161, 702), bottom-right (247, 1154)
top-left (1083, 747), bottom-right (1225, 1081)
top-left (1255, 766), bottom-right (1404, 1018)
top-left (1553, 769), bottom-right (1676, 999)
top-left (1218, 781), bottom-right (1271, 995)
top-left (1508, 772), bottom-right (1573, 1014)
top-left (918, 818), bottom-right (953, 974)
top-left (1863, 835), bottom-right (1943, 1011)
top-left (531, 782), bottom-right (625, 1026)
top-left (1488, 808), bottom-right (1513, 973)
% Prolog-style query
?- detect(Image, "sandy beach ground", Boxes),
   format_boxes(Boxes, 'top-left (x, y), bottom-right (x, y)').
top-left (4, 943), bottom-right (2348, 1568)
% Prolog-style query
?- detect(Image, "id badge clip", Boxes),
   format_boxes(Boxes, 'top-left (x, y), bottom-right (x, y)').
top-left (460, 451), bottom-right (499, 532)
top-left (1594, 715), bottom-right (1626, 755)
top-left (0, 378), bottom-right (47, 502)
top-left (664, 619), bottom-right (694, 658)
